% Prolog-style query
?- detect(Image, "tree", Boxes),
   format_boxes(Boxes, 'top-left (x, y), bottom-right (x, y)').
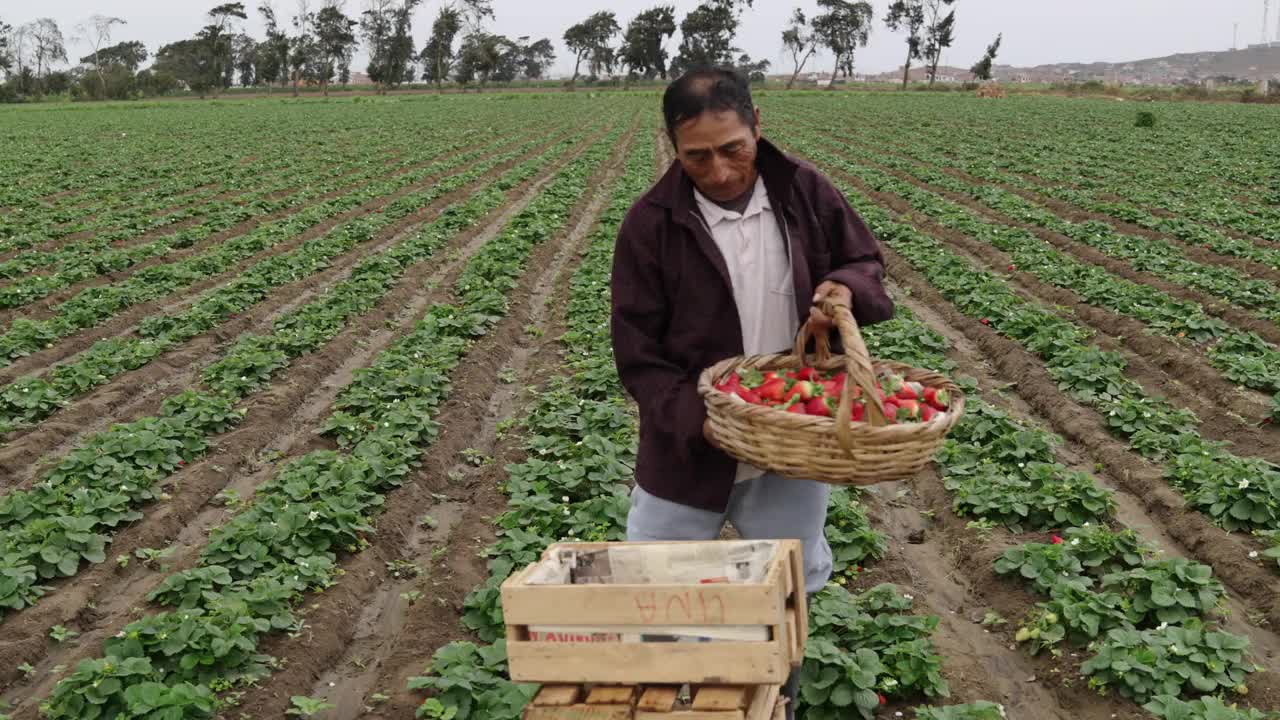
top-left (781, 8), bottom-right (816, 89)
top-left (313, 3), bottom-right (356, 95)
top-left (564, 11), bottom-right (619, 88)
top-left (885, 0), bottom-right (925, 89)
top-left (922, 0), bottom-right (956, 85)
top-left (969, 32), bottom-right (1001, 81)
top-left (199, 3), bottom-right (248, 97)
top-left (232, 33), bottom-right (256, 86)
top-left (520, 38), bottom-right (555, 80)
top-left (80, 40), bottom-right (147, 71)
top-left (154, 38), bottom-right (217, 97)
top-left (670, 0), bottom-right (751, 76)
top-left (0, 20), bottom-right (12, 77)
top-left (76, 15), bottom-right (125, 99)
top-left (29, 18), bottom-right (68, 80)
top-left (618, 5), bottom-right (676, 81)
top-left (361, 0), bottom-right (423, 94)
top-left (257, 4), bottom-right (291, 91)
top-left (420, 6), bottom-right (460, 88)
top-left (812, 0), bottom-right (873, 89)
top-left (735, 53), bottom-right (769, 83)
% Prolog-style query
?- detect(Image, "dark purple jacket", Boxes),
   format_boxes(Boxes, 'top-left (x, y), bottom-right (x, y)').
top-left (609, 137), bottom-right (894, 512)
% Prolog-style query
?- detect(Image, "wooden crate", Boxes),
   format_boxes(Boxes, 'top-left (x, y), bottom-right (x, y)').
top-left (502, 540), bottom-right (807, 685)
top-left (523, 683), bottom-right (786, 720)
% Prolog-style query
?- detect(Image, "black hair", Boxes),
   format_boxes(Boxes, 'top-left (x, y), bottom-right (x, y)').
top-left (662, 67), bottom-right (757, 146)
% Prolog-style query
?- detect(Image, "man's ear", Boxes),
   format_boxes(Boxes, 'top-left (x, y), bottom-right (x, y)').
top-left (752, 106), bottom-right (762, 140)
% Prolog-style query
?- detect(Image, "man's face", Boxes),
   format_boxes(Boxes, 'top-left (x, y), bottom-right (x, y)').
top-left (672, 108), bottom-right (762, 203)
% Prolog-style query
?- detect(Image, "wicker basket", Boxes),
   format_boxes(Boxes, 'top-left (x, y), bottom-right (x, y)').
top-left (697, 300), bottom-right (964, 486)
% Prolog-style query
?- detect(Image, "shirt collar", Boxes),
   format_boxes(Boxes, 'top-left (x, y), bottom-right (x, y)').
top-left (694, 175), bottom-right (770, 226)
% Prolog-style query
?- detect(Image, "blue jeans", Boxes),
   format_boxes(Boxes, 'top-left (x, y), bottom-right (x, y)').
top-left (626, 474), bottom-right (832, 720)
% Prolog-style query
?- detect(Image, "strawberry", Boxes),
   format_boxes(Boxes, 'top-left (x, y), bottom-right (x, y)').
top-left (1050, 535), bottom-right (1064, 545)
top-left (784, 381), bottom-right (815, 402)
top-left (921, 404), bottom-right (938, 422)
top-left (881, 401), bottom-right (899, 423)
top-left (923, 387), bottom-right (950, 409)
top-left (980, 318), bottom-right (991, 326)
top-left (805, 397), bottom-right (833, 417)
top-left (758, 378), bottom-right (786, 403)
top-left (850, 402), bottom-right (866, 423)
top-left (895, 383), bottom-right (920, 401)
top-left (896, 399), bottom-right (921, 420)
top-left (1008, 264), bottom-right (1016, 271)
top-left (878, 694), bottom-right (887, 706)
top-left (786, 402), bottom-right (807, 414)
top-left (735, 388), bottom-right (762, 405)
top-left (820, 380), bottom-right (840, 398)
top-left (797, 367), bottom-right (819, 381)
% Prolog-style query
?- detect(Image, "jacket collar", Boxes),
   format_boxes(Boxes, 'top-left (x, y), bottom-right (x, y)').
top-left (647, 136), bottom-right (800, 220)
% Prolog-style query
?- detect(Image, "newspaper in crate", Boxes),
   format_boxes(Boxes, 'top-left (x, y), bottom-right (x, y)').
top-left (524, 539), bottom-right (778, 586)
top-left (521, 540), bottom-right (779, 644)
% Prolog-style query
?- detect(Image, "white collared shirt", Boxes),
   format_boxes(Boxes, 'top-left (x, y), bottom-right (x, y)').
top-left (694, 175), bottom-right (799, 483)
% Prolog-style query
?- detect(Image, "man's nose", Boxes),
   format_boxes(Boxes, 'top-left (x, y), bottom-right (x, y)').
top-left (710, 160), bottom-right (733, 185)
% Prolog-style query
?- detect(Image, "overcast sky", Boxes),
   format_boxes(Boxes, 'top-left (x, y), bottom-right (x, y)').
top-left (11, 0), bottom-right (1273, 78)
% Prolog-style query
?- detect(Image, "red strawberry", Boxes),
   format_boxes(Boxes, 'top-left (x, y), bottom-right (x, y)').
top-left (895, 383), bottom-right (920, 401)
top-left (882, 401), bottom-right (899, 423)
top-left (805, 397), bottom-right (832, 417)
top-left (980, 318), bottom-right (991, 326)
top-left (921, 404), bottom-right (938, 422)
top-left (758, 378), bottom-right (786, 403)
top-left (1050, 535), bottom-right (1064, 545)
top-left (797, 367), bottom-right (819, 381)
top-left (878, 694), bottom-right (887, 706)
top-left (850, 402), bottom-right (866, 422)
top-left (897, 399), bottom-right (921, 420)
top-left (735, 388), bottom-right (762, 405)
top-left (786, 402), bottom-right (807, 414)
top-left (784, 381), bottom-right (815, 402)
top-left (1008, 264), bottom-right (1016, 271)
top-left (820, 380), bottom-right (840, 398)
top-left (923, 387), bottom-right (951, 409)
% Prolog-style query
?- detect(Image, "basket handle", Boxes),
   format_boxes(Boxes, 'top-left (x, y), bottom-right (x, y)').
top-left (792, 299), bottom-right (888, 449)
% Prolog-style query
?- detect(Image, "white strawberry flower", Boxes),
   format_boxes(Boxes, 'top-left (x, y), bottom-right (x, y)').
top-left (308, 511), bottom-right (320, 521)
top-left (1238, 479), bottom-right (1250, 489)
top-left (1249, 551), bottom-right (1259, 559)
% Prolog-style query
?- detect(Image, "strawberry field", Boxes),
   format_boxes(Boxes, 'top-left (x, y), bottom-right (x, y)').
top-left (0, 91), bottom-right (1277, 720)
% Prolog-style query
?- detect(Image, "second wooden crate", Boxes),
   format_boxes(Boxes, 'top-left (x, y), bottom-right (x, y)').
top-left (524, 683), bottom-right (785, 720)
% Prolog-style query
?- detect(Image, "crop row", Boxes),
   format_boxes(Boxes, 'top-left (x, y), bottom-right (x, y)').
top-left (857, 302), bottom-right (1264, 718)
top-left (772, 126), bottom-right (1280, 557)
top-left (31, 116), bottom-right (631, 720)
top-left (0, 126), bottom-right (564, 437)
top-left (803, 95), bottom-right (1280, 241)
top-left (793, 104), bottom-right (1280, 301)
top-left (773, 118), bottom-right (1280, 410)
top-left (0, 122), bottom-right (552, 369)
top-left (0, 150), bottom-right (317, 257)
top-left (0, 124), bottom-right (594, 619)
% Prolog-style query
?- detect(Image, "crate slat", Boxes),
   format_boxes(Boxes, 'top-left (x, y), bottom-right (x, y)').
top-left (637, 687), bottom-right (680, 712)
top-left (691, 686), bottom-right (749, 710)
top-left (585, 687), bottom-right (639, 705)
top-left (533, 685), bottom-right (586, 707)
top-left (508, 642), bottom-right (788, 684)
top-left (503, 583), bottom-right (784, 626)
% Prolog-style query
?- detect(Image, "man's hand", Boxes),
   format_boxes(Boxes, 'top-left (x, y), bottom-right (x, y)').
top-left (809, 281), bottom-right (852, 333)
top-left (703, 418), bottom-right (722, 450)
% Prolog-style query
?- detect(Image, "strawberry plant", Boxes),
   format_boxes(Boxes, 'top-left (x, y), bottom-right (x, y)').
top-left (1143, 695), bottom-right (1279, 720)
top-left (1098, 558), bottom-right (1224, 625)
top-left (1081, 620), bottom-right (1256, 702)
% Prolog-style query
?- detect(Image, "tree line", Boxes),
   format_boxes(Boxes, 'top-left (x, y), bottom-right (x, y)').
top-left (0, 0), bottom-right (1002, 102)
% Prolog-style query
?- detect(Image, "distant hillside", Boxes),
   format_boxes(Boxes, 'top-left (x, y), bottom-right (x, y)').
top-left (863, 45), bottom-right (1280, 85)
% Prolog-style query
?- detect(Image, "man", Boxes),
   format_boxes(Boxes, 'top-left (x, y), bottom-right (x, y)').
top-left (609, 68), bottom-right (894, 715)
